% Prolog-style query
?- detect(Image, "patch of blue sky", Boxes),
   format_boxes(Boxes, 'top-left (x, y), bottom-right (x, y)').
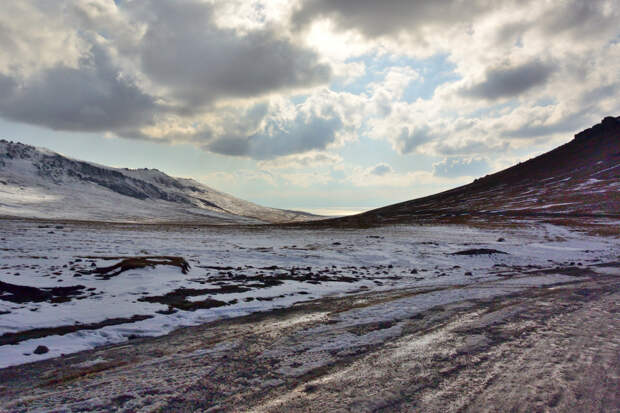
top-left (336, 135), bottom-right (439, 172)
top-left (397, 54), bottom-right (461, 102)
top-left (289, 94), bottom-right (309, 105)
top-left (533, 97), bottom-right (556, 107)
top-left (330, 52), bottom-right (460, 104)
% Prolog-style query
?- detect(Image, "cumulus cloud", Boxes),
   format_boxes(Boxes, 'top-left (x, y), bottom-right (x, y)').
top-left (368, 163), bottom-right (393, 176)
top-left (0, 0), bottom-right (618, 176)
top-left (0, 45), bottom-right (158, 132)
top-left (0, 0), bottom-right (334, 161)
top-left (460, 59), bottom-right (555, 100)
top-left (134, 0), bottom-right (330, 108)
top-left (394, 125), bottom-right (436, 154)
top-left (207, 112), bottom-right (343, 159)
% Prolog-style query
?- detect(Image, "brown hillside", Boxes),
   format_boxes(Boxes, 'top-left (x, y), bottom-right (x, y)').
top-left (326, 116), bottom-right (620, 227)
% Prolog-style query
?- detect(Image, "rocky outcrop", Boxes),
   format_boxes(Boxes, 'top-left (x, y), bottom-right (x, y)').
top-left (574, 116), bottom-right (620, 141)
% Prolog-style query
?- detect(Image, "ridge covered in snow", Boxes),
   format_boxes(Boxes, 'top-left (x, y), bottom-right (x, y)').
top-left (0, 140), bottom-right (317, 224)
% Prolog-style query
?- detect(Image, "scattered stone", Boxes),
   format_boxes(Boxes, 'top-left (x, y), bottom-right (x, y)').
top-left (452, 249), bottom-right (508, 256)
top-left (33, 345), bottom-right (49, 355)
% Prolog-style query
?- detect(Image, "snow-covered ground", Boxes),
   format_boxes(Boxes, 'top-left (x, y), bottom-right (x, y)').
top-left (0, 219), bottom-right (618, 368)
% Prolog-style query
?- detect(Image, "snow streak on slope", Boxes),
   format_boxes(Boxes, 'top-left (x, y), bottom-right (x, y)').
top-left (0, 140), bottom-right (316, 224)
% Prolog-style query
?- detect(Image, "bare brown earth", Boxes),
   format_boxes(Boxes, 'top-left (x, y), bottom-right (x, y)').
top-left (307, 116), bottom-right (620, 228)
top-left (0, 265), bottom-right (618, 412)
top-left (82, 256), bottom-right (191, 279)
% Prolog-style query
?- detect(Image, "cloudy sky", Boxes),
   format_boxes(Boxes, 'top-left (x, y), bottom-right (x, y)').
top-left (2, 0), bottom-right (619, 214)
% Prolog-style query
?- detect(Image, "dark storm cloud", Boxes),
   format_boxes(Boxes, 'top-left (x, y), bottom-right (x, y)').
top-left (0, 46), bottom-right (157, 132)
top-left (460, 60), bottom-right (555, 101)
top-left (293, 0), bottom-right (617, 44)
top-left (494, 1), bottom-right (618, 45)
top-left (433, 157), bottom-right (490, 178)
top-left (137, 1), bottom-right (331, 108)
top-left (207, 113), bottom-right (343, 160)
top-left (0, 74), bottom-right (16, 96)
top-left (395, 125), bottom-right (435, 154)
top-left (503, 112), bottom-right (591, 140)
top-left (540, 0), bottom-right (620, 39)
top-left (292, 0), bottom-right (493, 38)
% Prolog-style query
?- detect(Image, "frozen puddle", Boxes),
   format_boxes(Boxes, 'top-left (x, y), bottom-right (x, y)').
top-left (1, 219), bottom-right (618, 368)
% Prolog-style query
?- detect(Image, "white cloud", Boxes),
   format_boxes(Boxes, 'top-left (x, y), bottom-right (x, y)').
top-left (258, 151), bottom-right (342, 170)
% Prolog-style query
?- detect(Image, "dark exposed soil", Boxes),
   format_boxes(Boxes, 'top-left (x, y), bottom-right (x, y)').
top-left (138, 288), bottom-right (230, 311)
top-left (82, 256), bottom-right (190, 279)
top-left (204, 267), bottom-right (360, 285)
top-left (452, 248), bottom-right (508, 256)
top-left (0, 314), bottom-right (153, 346)
top-left (0, 280), bottom-right (85, 304)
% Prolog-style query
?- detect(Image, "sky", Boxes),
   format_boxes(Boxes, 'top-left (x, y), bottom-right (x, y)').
top-left (1, 1), bottom-right (618, 215)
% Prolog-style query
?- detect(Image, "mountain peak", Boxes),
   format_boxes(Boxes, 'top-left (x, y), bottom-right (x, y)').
top-left (0, 140), bottom-right (317, 224)
top-left (574, 115), bottom-right (620, 141)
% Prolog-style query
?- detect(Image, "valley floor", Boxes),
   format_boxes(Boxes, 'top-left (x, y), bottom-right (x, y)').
top-left (1, 271), bottom-right (618, 412)
top-left (0, 218), bottom-right (618, 411)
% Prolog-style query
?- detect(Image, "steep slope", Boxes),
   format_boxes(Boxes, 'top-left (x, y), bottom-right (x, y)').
top-left (0, 140), bottom-right (316, 224)
top-left (328, 116), bottom-right (620, 226)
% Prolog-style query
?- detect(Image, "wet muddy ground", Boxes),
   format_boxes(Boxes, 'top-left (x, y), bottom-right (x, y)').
top-left (0, 217), bottom-right (618, 411)
top-left (0, 268), bottom-right (618, 412)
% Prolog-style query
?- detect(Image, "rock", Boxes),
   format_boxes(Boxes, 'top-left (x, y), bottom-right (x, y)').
top-left (574, 116), bottom-right (620, 140)
top-left (452, 248), bottom-right (508, 256)
top-left (497, 237), bottom-right (505, 242)
top-left (34, 345), bottom-right (49, 354)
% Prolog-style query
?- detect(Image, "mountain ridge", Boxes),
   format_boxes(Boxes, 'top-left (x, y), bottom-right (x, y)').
top-left (319, 116), bottom-right (620, 226)
top-left (0, 140), bottom-right (317, 224)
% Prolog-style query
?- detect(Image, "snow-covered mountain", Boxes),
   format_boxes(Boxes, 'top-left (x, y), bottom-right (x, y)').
top-left (0, 140), bottom-right (317, 224)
